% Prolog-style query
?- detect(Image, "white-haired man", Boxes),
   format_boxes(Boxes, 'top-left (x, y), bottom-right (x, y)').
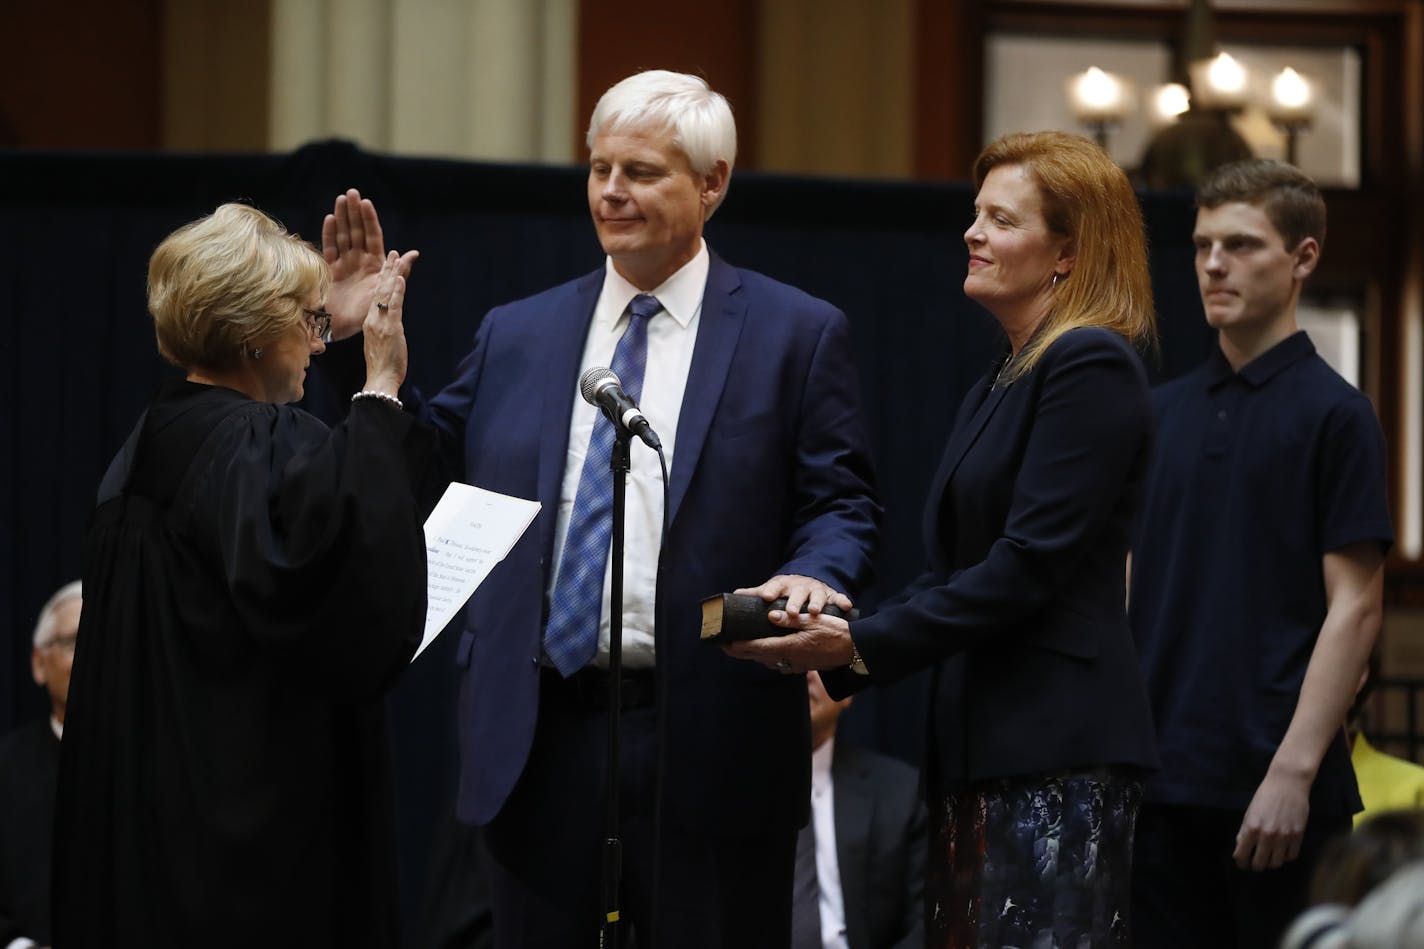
top-left (0, 580), bottom-right (81, 949)
top-left (325, 69), bottom-right (880, 946)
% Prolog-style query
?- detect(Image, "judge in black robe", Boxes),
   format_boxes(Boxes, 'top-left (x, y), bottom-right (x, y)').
top-left (53, 201), bottom-right (430, 948)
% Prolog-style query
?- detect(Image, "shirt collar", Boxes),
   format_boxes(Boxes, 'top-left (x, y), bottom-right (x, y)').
top-left (1206, 330), bottom-right (1315, 390)
top-left (811, 735), bottom-right (835, 796)
top-left (598, 240), bottom-right (709, 334)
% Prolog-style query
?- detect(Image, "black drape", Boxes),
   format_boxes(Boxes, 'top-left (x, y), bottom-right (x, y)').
top-left (0, 141), bottom-right (1211, 940)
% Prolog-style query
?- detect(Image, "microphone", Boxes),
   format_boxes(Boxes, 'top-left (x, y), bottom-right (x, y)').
top-left (580, 367), bottom-right (662, 450)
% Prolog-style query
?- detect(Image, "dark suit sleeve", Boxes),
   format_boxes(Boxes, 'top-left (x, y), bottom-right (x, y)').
top-left (776, 308), bottom-right (881, 594)
top-left (421, 312), bottom-right (495, 479)
top-left (851, 330), bottom-right (1148, 684)
top-left (827, 568), bottom-right (940, 700)
top-left (307, 321), bottom-right (470, 490)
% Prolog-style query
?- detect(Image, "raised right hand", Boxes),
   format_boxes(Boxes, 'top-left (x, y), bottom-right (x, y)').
top-left (361, 251), bottom-right (409, 397)
top-left (322, 188), bottom-right (419, 341)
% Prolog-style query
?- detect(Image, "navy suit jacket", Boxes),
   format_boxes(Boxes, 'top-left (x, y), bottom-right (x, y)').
top-left (428, 253), bottom-right (879, 832)
top-left (831, 741), bottom-right (926, 949)
top-left (829, 327), bottom-right (1158, 792)
top-left (0, 718), bottom-right (57, 947)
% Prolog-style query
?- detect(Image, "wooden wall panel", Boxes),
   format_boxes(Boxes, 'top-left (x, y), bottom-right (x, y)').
top-left (0, 0), bottom-right (162, 148)
top-left (914, 0), bottom-right (985, 181)
top-left (576, 0), bottom-right (760, 166)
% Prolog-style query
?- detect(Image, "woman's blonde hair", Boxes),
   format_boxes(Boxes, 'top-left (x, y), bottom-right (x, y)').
top-left (974, 132), bottom-right (1156, 381)
top-left (148, 202), bottom-right (329, 372)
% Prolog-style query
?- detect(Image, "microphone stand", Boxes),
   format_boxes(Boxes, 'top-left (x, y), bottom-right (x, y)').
top-left (599, 422), bottom-right (632, 948)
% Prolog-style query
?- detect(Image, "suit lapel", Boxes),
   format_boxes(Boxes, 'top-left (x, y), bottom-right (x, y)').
top-left (931, 379), bottom-right (1010, 498)
top-left (922, 379), bottom-right (1010, 558)
top-left (535, 270), bottom-right (603, 514)
top-left (668, 254), bottom-right (745, 525)
top-left (833, 742), bottom-right (872, 949)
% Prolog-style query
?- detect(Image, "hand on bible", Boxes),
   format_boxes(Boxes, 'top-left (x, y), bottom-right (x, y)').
top-left (723, 608), bottom-right (854, 675)
top-left (726, 575), bottom-right (854, 673)
top-left (322, 188), bottom-right (419, 341)
top-left (733, 573), bottom-right (852, 619)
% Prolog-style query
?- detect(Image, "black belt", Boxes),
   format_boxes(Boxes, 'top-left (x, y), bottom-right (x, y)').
top-left (540, 664), bottom-right (657, 711)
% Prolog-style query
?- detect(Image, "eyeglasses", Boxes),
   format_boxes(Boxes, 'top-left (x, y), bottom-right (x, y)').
top-left (303, 307), bottom-right (332, 341)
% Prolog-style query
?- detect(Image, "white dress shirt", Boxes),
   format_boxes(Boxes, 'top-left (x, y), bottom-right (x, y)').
top-left (812, 736), bottom-right (850, 949)
top-left (548, 242), bottom-right (708, 669)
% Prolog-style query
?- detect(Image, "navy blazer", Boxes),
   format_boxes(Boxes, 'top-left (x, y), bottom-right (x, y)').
top-left (428, 254), bottom-right (880, 832)
top-left (831, 327), bottom-right (1158, 792)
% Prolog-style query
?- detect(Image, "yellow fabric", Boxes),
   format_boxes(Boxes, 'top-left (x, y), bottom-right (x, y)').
top-left (1351, 733), bottom-right (1424, 827)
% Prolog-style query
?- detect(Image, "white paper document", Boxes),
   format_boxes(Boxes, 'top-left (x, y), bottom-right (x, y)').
top-left (416, 482), bottom-right (540, 661)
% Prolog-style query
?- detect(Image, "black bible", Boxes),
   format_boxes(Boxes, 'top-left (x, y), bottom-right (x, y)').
top-left (698, 593), bottom-right (858, 642)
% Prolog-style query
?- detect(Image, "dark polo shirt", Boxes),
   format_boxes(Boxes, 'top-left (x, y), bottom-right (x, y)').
top-left (1129, 331), bottom-right (1393, 815)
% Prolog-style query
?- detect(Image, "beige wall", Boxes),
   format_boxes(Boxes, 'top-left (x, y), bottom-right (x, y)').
top-left (158, 0), bottom-right (578, 161)
top-left (268, 0), bottom-right (577, 162)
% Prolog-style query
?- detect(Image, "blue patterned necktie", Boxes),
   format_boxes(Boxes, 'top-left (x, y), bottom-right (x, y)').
top-left (543, 293), bottom-right (662, 676)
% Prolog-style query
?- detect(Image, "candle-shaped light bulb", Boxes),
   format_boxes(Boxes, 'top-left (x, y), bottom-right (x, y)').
top-left (1152, 83), bottom-right (1191, 124)
top-left (1272, 68), bottom-right (1311, 112)
top-left (1068, 67), bottom-right (1128, 122)
top-left (1207, 53), bottom-right (1246, 97)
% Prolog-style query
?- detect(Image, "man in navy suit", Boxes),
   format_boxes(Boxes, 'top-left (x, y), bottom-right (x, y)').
top-left (0, 580), bottom-right (80, 949)
top-left (416, 70), bottom-right (879, 947)
top-left (795, 671), bottom-right (925, 949)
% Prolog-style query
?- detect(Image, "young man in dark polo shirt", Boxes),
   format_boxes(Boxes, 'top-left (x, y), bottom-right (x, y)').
top-left (1128, 159), bottom-right (1393, 949)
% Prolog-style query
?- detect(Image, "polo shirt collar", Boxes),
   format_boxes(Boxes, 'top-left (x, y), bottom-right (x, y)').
top-left (1206, 330), bottom-right (1315, 390)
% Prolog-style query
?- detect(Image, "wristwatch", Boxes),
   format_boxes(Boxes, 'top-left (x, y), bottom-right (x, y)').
top-left (849, 640), bottom-right (869, 675)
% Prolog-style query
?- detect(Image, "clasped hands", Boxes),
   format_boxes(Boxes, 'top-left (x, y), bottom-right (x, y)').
top-left (721, 573), bottom-right (856, 675)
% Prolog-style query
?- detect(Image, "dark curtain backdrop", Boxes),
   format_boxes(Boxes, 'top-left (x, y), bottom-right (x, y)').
top-left (0, 141), bottom-right (1211, 937)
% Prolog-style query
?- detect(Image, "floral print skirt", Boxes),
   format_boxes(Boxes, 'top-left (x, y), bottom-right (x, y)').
top-left (928, 768), bottom-right (1142, 949)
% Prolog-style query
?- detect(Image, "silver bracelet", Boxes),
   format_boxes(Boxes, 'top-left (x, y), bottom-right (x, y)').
top-left (351, 390), bottom-right (404, 411)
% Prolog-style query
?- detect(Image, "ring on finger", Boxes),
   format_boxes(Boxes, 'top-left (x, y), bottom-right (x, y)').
top-left (775, 659), bottom-right (791, 671)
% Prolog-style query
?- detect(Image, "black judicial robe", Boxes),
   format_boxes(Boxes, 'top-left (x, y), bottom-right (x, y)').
top-left (53, 381), bottom-right (434, 948)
